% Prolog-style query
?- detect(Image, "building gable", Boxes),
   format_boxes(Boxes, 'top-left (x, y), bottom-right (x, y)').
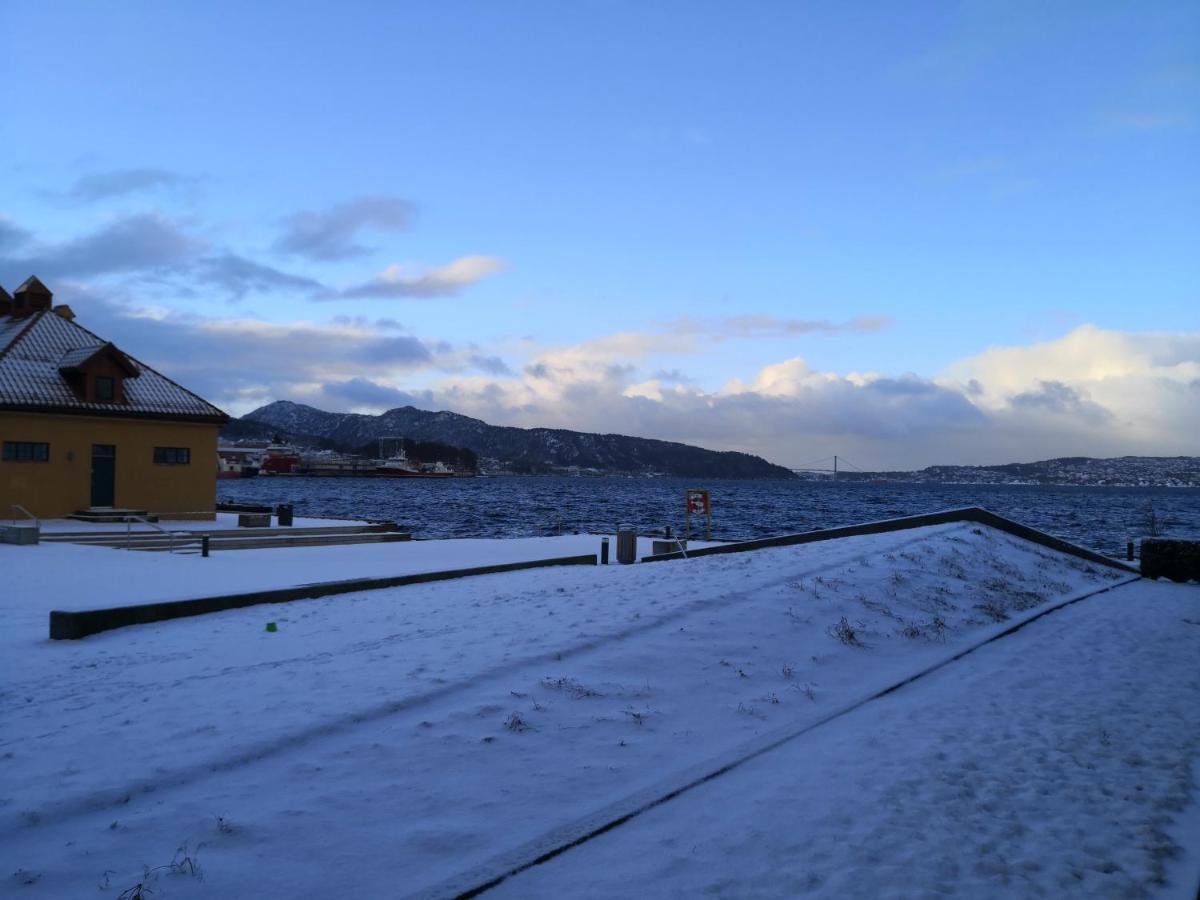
top-left (0, 279), bottom-right (228, 424)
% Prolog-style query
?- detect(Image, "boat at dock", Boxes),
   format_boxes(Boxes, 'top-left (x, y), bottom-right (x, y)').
top-left (374, 436), bottom-right (454, 478)
top-left (259, 441), bottom-right (302, 475)
top-left (296, 450), bottom-right (379, 477)
top-left (216, 446), bottom-right (261, 479)
top-left (375, 451), bottom-right (454, 478)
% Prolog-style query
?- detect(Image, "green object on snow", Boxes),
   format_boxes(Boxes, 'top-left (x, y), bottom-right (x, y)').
top-left (265, 622), bottom-right (278, 633)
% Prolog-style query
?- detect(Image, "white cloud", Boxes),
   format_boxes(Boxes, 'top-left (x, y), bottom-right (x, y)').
top-left (938, 325), bottom-right (1200, 448)
top-left (412, 325), bottom-right (1200, 469)
top-left (939, 325), bottom-right (1196, 404)
top-left (667, 314), bottom-right (894, 340)
top-left (340, 255), bottom-right (508, 298)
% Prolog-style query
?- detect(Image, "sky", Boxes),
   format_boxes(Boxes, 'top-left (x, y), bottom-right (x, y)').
top-left (1, 1), bottom-right (1197, 470)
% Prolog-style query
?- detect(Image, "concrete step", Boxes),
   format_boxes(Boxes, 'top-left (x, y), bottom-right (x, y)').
top-left (126, 532), bottom-right (412, 552)
top-left (53, 531), bottom-right (411, 552)
top-left (67, 508), bottom-right (153, 523)
top-left (41, 523), bottom-right (399, 543)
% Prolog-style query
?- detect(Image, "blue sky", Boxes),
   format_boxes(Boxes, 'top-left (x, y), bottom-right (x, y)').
top-left (2, 2), bottom-right (1197, 468)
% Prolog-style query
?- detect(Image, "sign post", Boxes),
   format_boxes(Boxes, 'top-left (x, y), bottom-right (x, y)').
top-left (685, 488), bottom-right (711, 541)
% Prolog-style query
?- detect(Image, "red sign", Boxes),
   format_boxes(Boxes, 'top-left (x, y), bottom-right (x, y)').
top-left (686, 489), bottom-right (710, 515)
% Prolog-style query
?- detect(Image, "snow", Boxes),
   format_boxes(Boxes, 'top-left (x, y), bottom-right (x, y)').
top-left (1, 522), bottom-right (1197, 899)
top-left (1, 533), bottom-right (707, 621)
top-left (489, 577), bottom-right (1200, 900)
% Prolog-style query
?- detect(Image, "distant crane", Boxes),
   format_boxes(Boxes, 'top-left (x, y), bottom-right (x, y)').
top-left (790, 455), bottom-right (866, 479)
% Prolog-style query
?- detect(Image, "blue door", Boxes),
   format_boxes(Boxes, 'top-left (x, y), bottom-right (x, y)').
top-left (91, 444), bottom-right (116, 507)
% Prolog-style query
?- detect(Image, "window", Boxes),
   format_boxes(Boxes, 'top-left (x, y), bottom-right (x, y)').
top-left (153, 447), bottom-right (191, 465)
top-left (2, 441), bottom-right (50, 462)
top-left (95, 376), bottom-right (115, 402)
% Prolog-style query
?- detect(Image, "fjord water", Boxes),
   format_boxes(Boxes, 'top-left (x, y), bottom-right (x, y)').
top-left (217, 477), bottom-right (1200, 558)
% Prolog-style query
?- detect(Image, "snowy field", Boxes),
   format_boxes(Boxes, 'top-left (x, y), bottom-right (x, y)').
top-left (490, 577), bottom-right (1200, 900)
top-left (2, 533), bottom-right (691, 621)
top-left (2, 522), bottom-right (1198, 898)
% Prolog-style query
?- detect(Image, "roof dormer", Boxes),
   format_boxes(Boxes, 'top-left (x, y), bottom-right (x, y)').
top-left (12, 276), bottom-right (53, 318)
top-left (58, 343), bottom-right (140, 404)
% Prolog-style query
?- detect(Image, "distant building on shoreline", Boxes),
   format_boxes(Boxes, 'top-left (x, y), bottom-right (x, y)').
top-left (0, 277), bottom-right (228, 519)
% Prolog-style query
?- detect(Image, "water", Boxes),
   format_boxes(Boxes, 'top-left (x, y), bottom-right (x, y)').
top-left (217, 476), bottom-right (1200, 558)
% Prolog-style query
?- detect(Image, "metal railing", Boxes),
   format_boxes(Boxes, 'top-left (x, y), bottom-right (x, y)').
top-left (124, 515), bottom-right (193, 554)
top-left (668, 538), bottom-right (690, 560)
top-left (8, 504), bottom-right (39, 528)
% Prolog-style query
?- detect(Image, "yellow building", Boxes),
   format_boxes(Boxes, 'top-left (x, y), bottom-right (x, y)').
top-left (0, 277), bottom-right (228, 520)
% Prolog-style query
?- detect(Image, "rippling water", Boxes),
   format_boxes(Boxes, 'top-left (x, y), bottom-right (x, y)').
top-left (217, 476), bottom-right (1200, 558)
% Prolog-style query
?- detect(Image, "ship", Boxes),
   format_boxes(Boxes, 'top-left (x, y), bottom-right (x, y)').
top-left (296, 450), bottom-right (379, 477)
top-left (375, 437), bottom-right (454, 478)
top-left (258, 440), bottom-right (302, 475)
top-left (216, 446), bottom-right (261, 479)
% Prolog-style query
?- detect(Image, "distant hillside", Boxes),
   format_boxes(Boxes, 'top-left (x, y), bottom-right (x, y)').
top-left (821, 456), bottom-right (1200, 488)
top-left (232, 400), bottom-right (796, 479)
top-left (220, 417), bottom-right (478, 471)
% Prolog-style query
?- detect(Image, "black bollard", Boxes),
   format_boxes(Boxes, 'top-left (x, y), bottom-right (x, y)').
top-left (1126, 541), bottom-right (1134, 561)
top-left (201, 534), bottom-right (210, 558)
top-left (600, 537), bottom-right (609, 565)
top-left (616, 527), bottom-right (637, 564)
top-left (665, 525), bottom-right (672, 538)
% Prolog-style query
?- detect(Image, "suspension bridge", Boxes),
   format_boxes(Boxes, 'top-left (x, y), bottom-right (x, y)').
top-left (789, 455), bottom-right (868, 478)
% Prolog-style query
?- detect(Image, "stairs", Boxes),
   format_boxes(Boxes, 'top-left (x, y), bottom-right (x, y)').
top-left (41, 523), bottom-right (410, 553)
top-left (68, 508), bottom-right (155, 523)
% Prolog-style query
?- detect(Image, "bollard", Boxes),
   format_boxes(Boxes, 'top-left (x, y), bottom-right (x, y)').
top-left (664, 525), bottom-right (673, 538)
top-left (201, 534), bottom-right (210, 558)
top-left (600, 537), bottom-right (609, 565)
top-left (616, 527), bottom-right (637, 564)
top-left (277, 504), bottom-right (294, 527)
top-left (1127, 541), bottom-right (1134, 561)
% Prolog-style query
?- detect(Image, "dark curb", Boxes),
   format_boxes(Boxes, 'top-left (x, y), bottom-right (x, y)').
top-left (49, 554), bottom-right (597, 640)
top-left (640, 506), bottom-right (1135, 573)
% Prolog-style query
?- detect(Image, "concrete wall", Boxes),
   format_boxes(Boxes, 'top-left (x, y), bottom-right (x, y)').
top-left (1141, 539), bottom-right (1200, 582)
top-left (0, 411), bottom-right (219, 518)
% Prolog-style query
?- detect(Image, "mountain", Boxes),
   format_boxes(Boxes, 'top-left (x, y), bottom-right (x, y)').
top-left (233, 400), bottom-right (797, 479)
top-left (819, 456), bottom-right (1200, 487)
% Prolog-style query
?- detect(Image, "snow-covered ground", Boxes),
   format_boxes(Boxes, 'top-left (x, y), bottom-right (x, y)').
top-left (490, 576), bottom-right (1200, 900)
top-left (1, 533), bottom-right (698, 622)
top-left (1, 522), bottom-right (1197, 899)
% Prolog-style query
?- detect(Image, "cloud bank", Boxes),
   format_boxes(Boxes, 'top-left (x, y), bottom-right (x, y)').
top-left (3, 177), bottom-right (1192, 469)
top-left (35, 283), bottom-right (1200, 469)
top-left (1, 206), bottom-right (502, 304)
top-left (0, 213), bottom-right (204, 279)
top-left (274, 196), bottom-right (414, 261)
top-left (55, 168), bottom-right (199, 202)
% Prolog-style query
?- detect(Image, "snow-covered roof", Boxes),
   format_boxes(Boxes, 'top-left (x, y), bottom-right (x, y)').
top-left (0, 313), bottom-right (35, 356)
top-left (56, 345), bottom-right (106, 370)
top-left (0, 309), bottom-right (228, 422)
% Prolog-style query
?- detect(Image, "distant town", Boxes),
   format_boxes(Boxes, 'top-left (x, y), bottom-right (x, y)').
top-left (798, 456), bottom-right (1200, 488)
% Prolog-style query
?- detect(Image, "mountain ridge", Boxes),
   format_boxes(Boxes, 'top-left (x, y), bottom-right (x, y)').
top-left (233, 400), bottom-right (797, 479)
